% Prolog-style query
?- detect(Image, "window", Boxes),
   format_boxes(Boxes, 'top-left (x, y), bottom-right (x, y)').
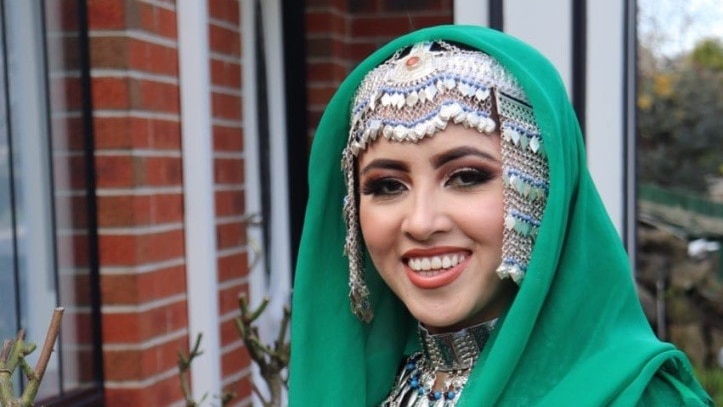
top-left (0, 1), bottom-right (102, 404)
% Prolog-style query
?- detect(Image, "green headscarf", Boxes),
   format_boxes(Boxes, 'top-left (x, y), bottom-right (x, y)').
top-left (289, 25), bottom-right (711, 406)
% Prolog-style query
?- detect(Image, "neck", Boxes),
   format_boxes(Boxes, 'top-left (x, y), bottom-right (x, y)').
top-left (419, 319), bottom-right (497, 372)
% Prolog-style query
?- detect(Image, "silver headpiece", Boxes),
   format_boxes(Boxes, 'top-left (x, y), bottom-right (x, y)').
top-left (342, 42), bottom-right (549, 322)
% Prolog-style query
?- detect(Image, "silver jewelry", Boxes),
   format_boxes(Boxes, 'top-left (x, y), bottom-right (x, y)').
top-left (381, 320), bottom-right (497, 406)
top-left (342, 41), bottom-right (549, 321)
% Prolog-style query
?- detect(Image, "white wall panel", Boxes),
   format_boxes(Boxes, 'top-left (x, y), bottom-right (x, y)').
top-left (586, 0), bottom-right (626, 235)
top-left (454, 2), bottom-right (489, 26)
top-left (504, 0), bottom-right (573, 96)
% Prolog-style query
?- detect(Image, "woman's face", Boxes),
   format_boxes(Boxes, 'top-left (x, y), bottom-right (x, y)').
top-left (358, 124), bottom-right (515, 332)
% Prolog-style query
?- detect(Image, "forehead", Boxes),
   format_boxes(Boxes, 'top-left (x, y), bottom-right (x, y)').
top-left (357, 124), bottom-right (501, 163)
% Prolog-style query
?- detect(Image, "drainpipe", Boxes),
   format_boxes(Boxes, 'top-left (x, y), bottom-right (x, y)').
top-left (177, 1), bottom-right (222, 400)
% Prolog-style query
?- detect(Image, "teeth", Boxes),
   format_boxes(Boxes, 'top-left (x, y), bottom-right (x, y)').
top-left (408, 254), bottom-right (466, 271)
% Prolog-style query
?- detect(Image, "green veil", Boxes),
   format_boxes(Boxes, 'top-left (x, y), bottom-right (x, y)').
top-left (289, 25), bottom-right (711, 406)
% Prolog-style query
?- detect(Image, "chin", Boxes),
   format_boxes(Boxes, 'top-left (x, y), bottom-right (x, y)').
top-left (413, 312), bottom-right (468, 333)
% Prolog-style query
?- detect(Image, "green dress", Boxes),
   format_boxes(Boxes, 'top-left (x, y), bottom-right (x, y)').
top-left (289, 25), bottom-right (712, 406)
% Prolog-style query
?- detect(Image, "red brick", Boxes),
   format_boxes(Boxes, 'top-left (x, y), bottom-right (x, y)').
top-left (95, 154), bottom-right (134, 188)
top-left (349, 41), bottom-right (381, 63)
top-left (349, 15), bottom-right (414, 37)
top-left (217, 251), bottom-right (248, 283)
top-left (129, 38), bottom-right (179, 76)
top-left (348, 0), bottom-right (379, 13)
top-left (382, 0), bottom-right (450, 12)
top-left (99, 229), bottom-right (186, 266)
top-left (102, 312), bottom-right (141, 343)
top-left (130, 79), bottom-right (180, 113)
top-left (215, 189), bottom-right (245, 217)
top-left (138, 2), bottom-right (178, 39)
top-left (103, 335), bottom-right (186, 381)
top-left (98, 116), bottom-right (180, 150)
top-left (101, 265), bottom-right (187, 306)
top-left (307, 60), bottom-right (348, 82)
top-left (99, 234), bottom-right (137, 265)
top-left (94, 117), bottom-right (134, 149)
top-left (213, 125), bottom-right (244, 152)
top-left (216, 221), bottom-right (246, 250)
top-left (210, 58), bottom-right (242, 88)
top-left (105, 373), bottom-right (186, 407)
top-left (307, 84), bottom-right (337, 105)
top-left (151, 193), bottom-right (184, 224)
top-left (102, 300), bottom-right (188, 345)
top-left (101, 273), bottom-right (139, 305)
top-left (306, 10), bottom-right (347, 36)
top-left (211, 92), bottom-right (242, 120)
top-left (92, 76), bottom-right (130, 110)
top-left (214, 157), bottom-right (245, 184)
top-left (406, 14), bottom-right (453, 29)
top-left (91, 36), bottom-right (129, 69)
top-left (225, 375), bottom-right (253, 407)
top-left (219, 282), bottom-right (248, 316)
top-left (221, 342), bottom-right (250, 377)
top-left (137, 265), bottom-right (187, 302)
top-left (220, 316), bottom-right (240, 347)
top-left (97, 194), bottom-right (144, 227)
top-left (138, 228), bottom-right (186, 263)
top-left (209, 24), bottom-right (241, 56)
top-left (87, 0), bottom-right (126, 30)
top-left (141, 156), bottom-right (183, 186)
top-left (148, 119), bottom-right (182, 149)
top-left (209, 0), bottom-right (240, 25)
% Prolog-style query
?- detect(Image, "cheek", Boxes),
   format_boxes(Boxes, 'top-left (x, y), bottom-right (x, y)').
top-left (455, 194), bottom-right (505, 244)
top-left (359, 202), bottom-right (394, 254)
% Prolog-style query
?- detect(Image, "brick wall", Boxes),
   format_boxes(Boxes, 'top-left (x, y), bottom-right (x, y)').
top-left (87, 0), bottom-right (250, 405)
top-left (207, 0), bottom-right (253, 404)
top-left (305, 0), bottom-right (453, 140)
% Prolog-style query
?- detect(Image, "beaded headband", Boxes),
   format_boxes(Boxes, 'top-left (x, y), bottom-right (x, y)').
top-left (341, 42), bottom-right (549, 322)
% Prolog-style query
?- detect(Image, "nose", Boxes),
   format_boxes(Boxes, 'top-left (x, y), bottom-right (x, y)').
top-left (401, 191), bottom-right (452, 242)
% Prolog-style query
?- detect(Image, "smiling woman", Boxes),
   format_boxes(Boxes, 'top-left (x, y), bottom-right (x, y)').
top-left (358, 127), bottom-right (512, 332)
top-left (289, 25), bottom-right (712, 406)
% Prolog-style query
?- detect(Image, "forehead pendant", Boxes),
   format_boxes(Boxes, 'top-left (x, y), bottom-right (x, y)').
top-left (392, 43), bottom-right (437, 83)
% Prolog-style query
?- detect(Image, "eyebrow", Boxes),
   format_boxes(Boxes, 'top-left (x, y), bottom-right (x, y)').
top-left (360, 146), bottom-right (498, 175)
top-left (431, 146), bottom-right (499, 168)
top-left (359, 158), bottom-right (409, 175)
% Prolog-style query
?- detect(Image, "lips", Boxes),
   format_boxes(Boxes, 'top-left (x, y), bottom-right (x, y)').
top-left (403, 248), bottom-right (470, 289)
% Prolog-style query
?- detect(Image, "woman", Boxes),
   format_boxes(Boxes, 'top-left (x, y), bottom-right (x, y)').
top-left (289, 25), bottom-right (711, 406)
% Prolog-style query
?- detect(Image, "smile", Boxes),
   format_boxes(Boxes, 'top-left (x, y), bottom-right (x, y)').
top-left (403, 250), bottom-right (470, 289)
top-left (407, 253), bottom-right (467, 272)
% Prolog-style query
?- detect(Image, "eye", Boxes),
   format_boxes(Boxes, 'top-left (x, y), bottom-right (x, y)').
top-left (445, 168), bottom-right (495, 188)
top-left (361, 177), bottom-right (407, 197)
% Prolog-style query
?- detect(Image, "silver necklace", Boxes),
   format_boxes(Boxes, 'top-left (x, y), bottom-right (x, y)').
top-left (381, 319), bottom-right (496, 406)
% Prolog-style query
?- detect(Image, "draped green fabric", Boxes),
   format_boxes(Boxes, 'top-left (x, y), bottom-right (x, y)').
top-left (289, 25), bottom-right (711, 406)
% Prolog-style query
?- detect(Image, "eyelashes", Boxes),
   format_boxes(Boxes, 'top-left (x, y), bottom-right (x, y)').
top-left (446, 168), bottom-right (496, 188)
top-left (361, 177), bottom-right (406, 197)
top-left (360, 167), bottom-right (496, 198)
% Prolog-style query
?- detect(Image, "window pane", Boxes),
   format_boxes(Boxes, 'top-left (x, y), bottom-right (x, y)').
top-left (5, 0), bottom-right (59, 399)
top-left (44, 0), bottom-right (99, 394)
top-left (0, 8), bottom-right (19, 344)
top-left (0, 1), bottom-right (102, 403)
